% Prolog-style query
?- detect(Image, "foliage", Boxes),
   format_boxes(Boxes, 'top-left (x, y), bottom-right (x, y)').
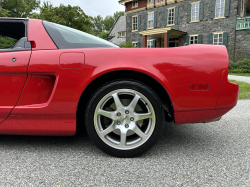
top-left (90, 15), bottom-right (104, 36)
top-left (229, 59), bottom-right (250, 73)
top-left (0, 0), bottom-right (40, 18)
top-left (91, 11), bottom-right (125, 36)
top-left (229, 73), bottom-right (250, 77)
top-left (0, 36), bottom-right (18, 49)
top-left (229, 80), bottom-right (250, 100)
top-left (0, 8), bottom-right (10, 17)
top-left (97, 31), bottom-right (109, 40)
top-left (120, 41), bottom-right (136, 48)
top-left (103, 11), bottom-right (125, 33)
top-left (31, 2), bottom-right (93, 34)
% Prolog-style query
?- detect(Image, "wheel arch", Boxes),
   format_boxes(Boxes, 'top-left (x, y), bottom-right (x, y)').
top-left (76, 70), bottom-right (174, 133)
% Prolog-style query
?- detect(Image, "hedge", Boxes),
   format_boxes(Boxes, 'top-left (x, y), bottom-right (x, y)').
top-left (229, 59), bottom-right (250, 73)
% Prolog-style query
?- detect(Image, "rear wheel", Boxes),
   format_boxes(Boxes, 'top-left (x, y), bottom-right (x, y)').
top-left (85, 80), bottom-right (164, 157)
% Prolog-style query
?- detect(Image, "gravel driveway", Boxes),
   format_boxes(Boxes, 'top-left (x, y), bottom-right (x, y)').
top-left (0, 100), bottom-right (249, 186)
top-left (228, 75), bottom-right (250, 84)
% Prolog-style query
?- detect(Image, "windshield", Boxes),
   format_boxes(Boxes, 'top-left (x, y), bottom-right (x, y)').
top-left (43, 21), bottom-right (119, 49)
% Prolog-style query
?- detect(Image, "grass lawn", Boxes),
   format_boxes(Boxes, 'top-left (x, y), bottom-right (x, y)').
top-left (229, 80), bottom-right (250, 100)
top-left (229, 73), bottom-right (250, 77)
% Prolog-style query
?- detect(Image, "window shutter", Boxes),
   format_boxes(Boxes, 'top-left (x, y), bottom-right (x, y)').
top-left (210, 0), bottom-right (215, 19)
top-left (154, 11), bottom-right (157, 28)
top-left (145, 13), bottom-right (148, 29)
top-left (130, 16), bottom-right (132, 32)
top-left (225, 0), bottom-right (230, 17)
top-left (137, 42), bottom-right (140, 48)
top-left (199, 2), bottom-right (204, 21)
top-left (223, 32), bottom-right (228, 47)
top-left (153, 40), bottom-right (156, 48)
top-left (174, 7), bottom-right (179, 24)
top-left (208, 33), bottom-right (213, 44)
top-left (198, 35), bottom-right (203, 44)
top-left (185, 35), bottom-right (190, 45)
top-left (138, 15), bottom-right (141, 31)
top-left (164, 9), bottom-right (168, 26)
top-left (187, 4), bottom-right (191, 23)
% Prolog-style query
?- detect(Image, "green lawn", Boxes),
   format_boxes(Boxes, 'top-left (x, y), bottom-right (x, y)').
top-left (229, 80), bottom-right (250, 100)
top-left (229, 73), bottom-right (250, 77)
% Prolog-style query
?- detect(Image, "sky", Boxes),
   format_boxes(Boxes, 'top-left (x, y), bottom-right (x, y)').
top-left (47, 0), bottom-right (125, 17)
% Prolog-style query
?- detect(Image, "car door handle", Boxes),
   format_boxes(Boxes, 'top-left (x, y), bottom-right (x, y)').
top-left (12, 57), bottom-right (17, 62)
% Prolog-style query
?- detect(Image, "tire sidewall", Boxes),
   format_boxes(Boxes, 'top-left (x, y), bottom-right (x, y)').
top-left (85, 80), bottom-right (165, 157)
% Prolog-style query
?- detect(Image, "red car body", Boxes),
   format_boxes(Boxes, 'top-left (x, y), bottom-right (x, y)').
top-left (0, 19), bottom-right (239, 136)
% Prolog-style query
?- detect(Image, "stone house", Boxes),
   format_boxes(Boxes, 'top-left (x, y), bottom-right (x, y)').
top-left (118, 0), bottom-right (250, 61)
top-left (107, 16), bottom-right (126, 46)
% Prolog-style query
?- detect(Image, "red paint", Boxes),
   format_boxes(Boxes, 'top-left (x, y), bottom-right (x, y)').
top-left (0, 50), bottom-right (31, 122)
top-left (21, 74), bottom-right (56, 105)
top-left (28, 19), bottom-right (57, 50)
top-left (190, 83), bottom-right (209, 91)
top-left (0, 19), bottom-right (238, 135)
top-left (59, 52), bottom-right (85, 69)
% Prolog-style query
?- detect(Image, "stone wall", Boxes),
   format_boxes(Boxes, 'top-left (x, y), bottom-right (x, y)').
top-left (235, 29), bottom-right (250, 61)
top-left (126, 0), bottom-right (239, 61)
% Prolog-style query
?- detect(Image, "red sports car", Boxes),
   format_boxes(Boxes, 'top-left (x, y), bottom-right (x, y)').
top-left (0, 18), bottom-right (239, 157)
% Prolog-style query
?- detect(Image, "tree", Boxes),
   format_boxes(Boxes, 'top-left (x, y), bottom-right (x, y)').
top-left (90, 15), bottom-right (104, 36)
top-left (91, 11), bottom-right (125, 36)
top-left (0, 8), bottom-right (9, 17)
top-left (0, 0), bottom-right (40, 18)
top-left (31, 2), bottom-right (93, 34)
top-left (97, 31), bottom-right (109, 40)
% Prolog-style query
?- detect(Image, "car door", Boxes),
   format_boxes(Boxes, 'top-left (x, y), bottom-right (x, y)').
top-left (0, 19), bottom-right (31, 123)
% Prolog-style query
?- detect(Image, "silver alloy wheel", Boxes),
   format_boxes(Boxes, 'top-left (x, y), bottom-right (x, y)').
top-left (93, 89), bottom-right (156, 150)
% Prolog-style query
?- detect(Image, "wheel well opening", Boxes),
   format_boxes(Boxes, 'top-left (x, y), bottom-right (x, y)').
top-left (76, 70), bottom-right (174, 134)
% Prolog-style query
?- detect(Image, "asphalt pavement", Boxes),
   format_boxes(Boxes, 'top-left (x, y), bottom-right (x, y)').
top-left (0, 100), bottom-right (249, 186)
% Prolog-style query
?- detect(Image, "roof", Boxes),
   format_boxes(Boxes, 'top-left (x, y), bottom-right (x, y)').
top-left (108, 15), bottom-right (126, 38)
top-left (118, 0), bottom-right (133, 4)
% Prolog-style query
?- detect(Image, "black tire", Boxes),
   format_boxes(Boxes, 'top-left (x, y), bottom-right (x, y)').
top-left (85, 80), bottom-right (165, 157)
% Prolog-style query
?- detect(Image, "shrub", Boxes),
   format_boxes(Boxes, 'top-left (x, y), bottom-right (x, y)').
top-left (120, 41), bottom-right (136, 48)
top-left (229, 59), bottom-right (250, 73)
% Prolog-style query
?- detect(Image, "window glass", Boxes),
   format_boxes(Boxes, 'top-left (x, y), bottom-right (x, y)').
top-left (0, 21), bottom-right (25, 50)
top-left (148, 0), bottom-right (154, 3)
top-left (168, 8), bottom-right (175, 25)
top-left (216, 0), bottom-right (225, 18)
top-left (132, 0), bottom-right (138, 7)
top-left (43, 21), bottom-right (118, 49)
top-left (147, 40), bottom-right (153, 48)
top-left (213, 33), bottom-right (223, 45)
top-left (133, 16), bottom-right (138, 30)
top-left (132, 42), bottom-right (138, 47)
top-left (190, 35), bottom-right (198, 44)
top-left (148, 12), bottom-right (154, 28)
top-left (192, 2), bottom-right (199, 21)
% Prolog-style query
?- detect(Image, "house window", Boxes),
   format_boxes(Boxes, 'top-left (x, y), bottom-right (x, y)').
top-left (190, 35), bottom-right (198, 44)
top-left (213, 33), bottom-right (223, 45)
top-left (148, 0), bottom-right (154, 3)
top-left (215, 0), bottom-right (225, 18)
top-left (148, 12), bottom-right (154, 28)
top-left (191, 2), bottom-right (200, 21)
top-left (168, 8), bottom-right (175, 25)
top-left (132, 0), bottom-right (138, 8)
top-left (132, 16), bottom-right (138, 31)
top-left (147, 40), bottom-right (154, 48)
top-left (118, 31), bottom-right (126, 38)
top-left (132, 42), bottom-right (138, 47)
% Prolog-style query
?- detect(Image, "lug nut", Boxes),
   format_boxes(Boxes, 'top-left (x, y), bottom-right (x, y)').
top-left (117, 121), bottom-right (121, 125)
top-left (130, 117), bottom-right (134, 121)
top-left (125, 110), bottom-right (129, 114)
top-left (117, 112), bottom-right (121, 116)
top-left (125, 124), bottom-right (129, 128)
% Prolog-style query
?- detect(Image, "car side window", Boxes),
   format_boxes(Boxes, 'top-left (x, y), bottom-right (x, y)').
top-left (0, 20), bottom-right (30, 52)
